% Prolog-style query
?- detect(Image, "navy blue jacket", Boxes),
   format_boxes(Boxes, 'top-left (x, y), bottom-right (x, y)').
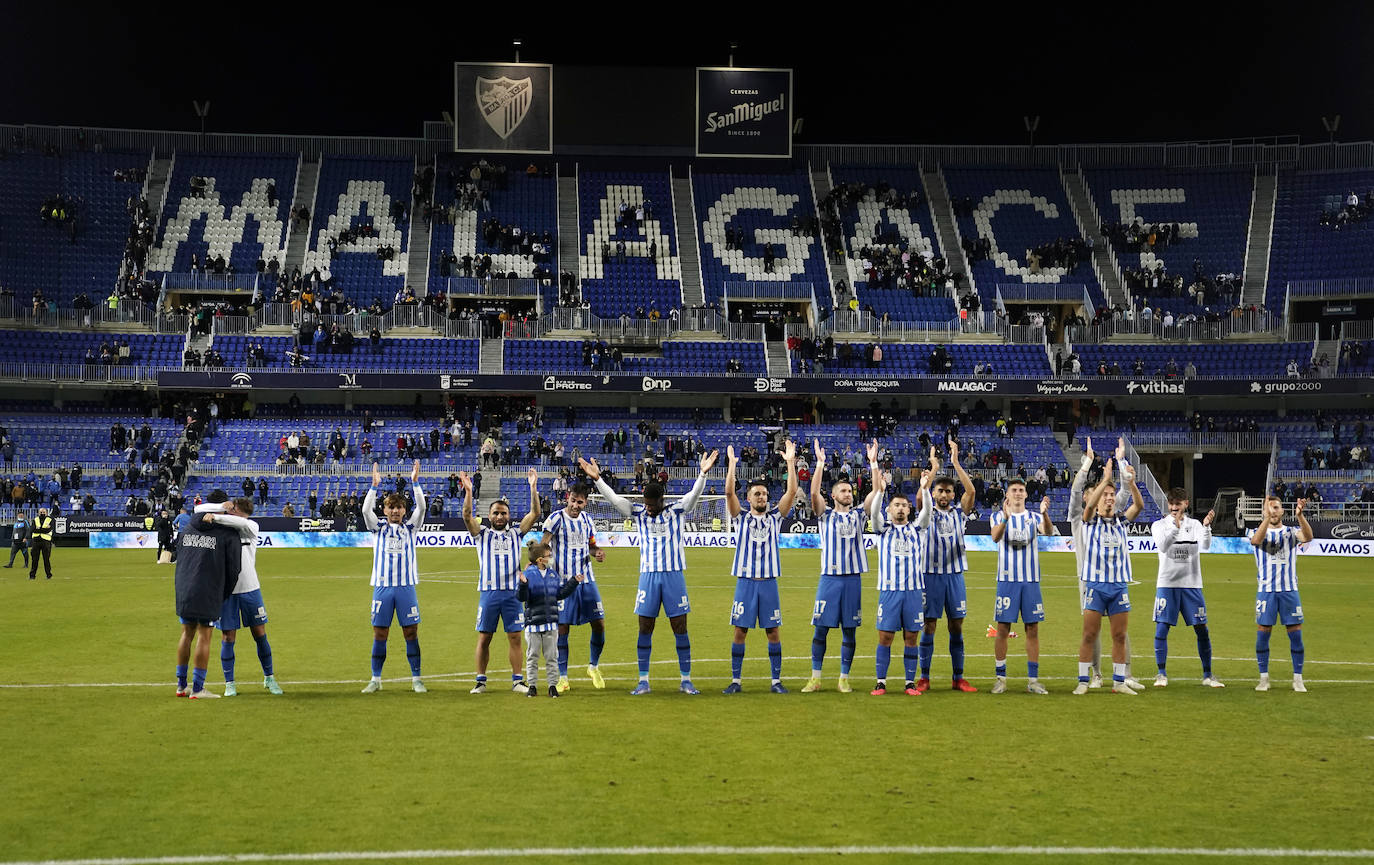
top-left (516, 565), bottom-right (579, 629)
top-left (173, 515), bottom-right (241, 621)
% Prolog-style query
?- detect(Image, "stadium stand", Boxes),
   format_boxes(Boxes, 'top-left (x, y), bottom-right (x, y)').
top-left (576, 169), bottom-right (682, 316)
top-left (828, 166), bottom-right (957, 322)
top-left (692, 171), bottom-right (831, 314)
top-left (0, 330), bottom-right (182, 366)
top-left (504, 339), bottom-right (765, 375)
top-left (1068, 341), bottom-right (1313, 378)
top-left (1267, 169), bottom-right (1374, 312)
top-left (212, 334), bottom-right (478, 372)
top-left (300, 155), bottom-right (413, 304)
top-left (943, 168), bottom-right (1104, 309)
top-left (146, 152), bottom-right (297, 277)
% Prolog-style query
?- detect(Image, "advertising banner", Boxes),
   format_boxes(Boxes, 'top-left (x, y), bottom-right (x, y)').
top-left (155, 370), bottom-right (1374, 397)
top-left (696, 67), bottom-right (793, 158)
top-left (454, 62), bottom-right (553, 154)
top-left (89, 531), bottom-right (1374, 557)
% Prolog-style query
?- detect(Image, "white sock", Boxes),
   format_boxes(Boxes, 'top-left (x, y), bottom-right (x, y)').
top-left (732, 677), bottom-right (741, 684)
top-left (1113, 662), bottom-right (1127, 681)
top-left (1078, 662), bottom-right (1091, 679)
top-left (370, 676), bottom-right (382, 683)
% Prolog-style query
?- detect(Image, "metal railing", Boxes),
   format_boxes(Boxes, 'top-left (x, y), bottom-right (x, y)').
top-left (1123, 431), bottom-right (1270, 451)
top-left (1120, 436), bottom-right (1168, 514)
top-left (995, 283), bottom-right (1094, 303)
top-left (1, 298), bottom-right (157, 330)
top-left (723, 281), bottom-right (814, 300)
top-left (1264, 435), bottom-right (1280, 500)
top-left (1286, 278), bottom-right (1374, 299)
top-left (443, 277), bottom-right (542, 297)
top-left (1340, 320), bottom-right (1374, 341)
top-left (1067, 308), bottom-right (1280, 342)
top-left (161, 272), bottom-right (259, 293)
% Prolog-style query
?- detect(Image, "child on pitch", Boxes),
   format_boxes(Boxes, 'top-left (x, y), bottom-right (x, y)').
top-left (517, 541), bottom-right (585, 698)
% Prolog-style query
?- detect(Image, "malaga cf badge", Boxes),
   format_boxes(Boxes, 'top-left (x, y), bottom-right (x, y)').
top-left (476, 76), bottom-right (533, 140)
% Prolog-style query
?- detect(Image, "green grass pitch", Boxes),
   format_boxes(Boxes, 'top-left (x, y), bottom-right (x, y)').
top-left (2, 548), bottom-right (1372, 865)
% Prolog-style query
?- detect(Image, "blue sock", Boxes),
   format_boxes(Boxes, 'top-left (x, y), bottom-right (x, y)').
top-left (903, 647), bottom-right (920, 683)
top-left (175, 664), bottom-right (188, 689)
top-left (840, 627), bottom-right (856, 676)
top-left (1195, 625), bottom-right (1212, 678)
top-left (1155, 621), bottom-right (1171, 676)
top-left (405, 638), bottom-right (421, 677)
top-left (811, 626), bottom-right (828, 674)
top-left (475, 674), bottom-right (487, 686)
top-left (1288, 630), bottom-right (1305, 674)
top-left (192, 667), bottom-right (207, 692)
top-left (875, 643), bottom-right (892, 681)
top-left (675, 631), bottom-right (691, 677)
top-left (1256, 630), bottom-right (1271, 674)
top-left (371, 637), bottom-right (387, 677)
top-left (768, 641), bottom-right (782, 682)
top-left (730, 642), bottom-right (745, 681)
top-left (995, 657), bottom-right (1007, 677)
top-left (919, 630), bottom-right (934, 677)
top-left (220, 640), bottom-right (236, 683)
top-left (589, 629), bottom-right (605, 666)
top-left (511, 671), bottom-right (523, 684)
top-left (253, 633), bottom-right (273, 677)
top-left (557, 633), bottom-right (570, 676)
top-left (1028, 661), bottom-right (1039, 679)
top-left (637, 633), bottom-right (652, 679)
top-left (950, 631), bottom-right (965, 680)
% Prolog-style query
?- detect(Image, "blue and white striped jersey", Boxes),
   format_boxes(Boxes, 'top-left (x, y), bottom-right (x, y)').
top-left (1083, 515), bottom-right (1131, 584)
top-left (1255, 526), bottom-right (1301, 592)
top-left (476, 525), bottom-right (524, 590)
top-left (631, 502), bottom-right (689, 573)
top-left (542, 509), bottom-right (596, 583)
top-left (731, 507), bottom-right (782, 579)
top-left (875, 520), bottom-right (924, 591)
top-left (818, 508), bottom-right (868, 575)
top-left (992, 510), bottom-right (1041, 583)
top-left (365, 485), bottom-right (425, 587)
top-left (924, 506), bottom-right (968, 575)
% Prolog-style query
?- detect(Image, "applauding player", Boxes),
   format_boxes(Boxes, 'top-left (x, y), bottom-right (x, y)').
top-left (542, 483), bottom-right (608, 692)
top-left (722, 441), bottom-right (799, 694)
top-left (916, 439), bottom-right (978, 693)
top-left (802, 438), bottom-right (877, 693)
top-left (1250, 496), bottom-right (1314, 692)
top-left (1151, 488), bottom-right (1223, 688)
top-left (462, 468), bottom-right (541, 695)
top-left (361, 460), bottom-right (427, 694)
top-left (868, 442), bottom-right (930, 696)
top-left (989, 483), bottom-right (1052, 694)
top-left (1073, 458), bottom-right (1144, 695)
top-left (582, 449), bottom-right (719, 695)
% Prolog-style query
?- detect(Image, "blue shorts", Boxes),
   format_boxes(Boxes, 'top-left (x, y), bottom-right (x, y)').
top-left (731, 578), bottom-right (782, 629)
top-left (995, 581), bottom-right (1045, 624)
top-left (215, 589), bottom-right (268, 631)
top-left (476, 589), bottom-right (525, 633)
top-left (178, 616), bottom-right (215, 628)
top-left (558, 580), bottom-right (606, 626)
top-left (1153, 587), bottom-right (1208, 626)
top-left (635, 570), bottom-right (690, 618)
top-left (1256, 590), bottom-right (1304, 627)
top-left (876, 588), bottom-right (925, 634)
top-left (923, 571), bottom-right (968, 620)
top-left (812, 574), bottom-right (863, 628)
top-left (1083, 582), bottom-right (1131, 616)
top-left (372, 585), bottom-right (421, 627)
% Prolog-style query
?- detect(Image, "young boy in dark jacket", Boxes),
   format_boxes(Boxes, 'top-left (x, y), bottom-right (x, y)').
top-left (518, 541), bottom-right (584, 697)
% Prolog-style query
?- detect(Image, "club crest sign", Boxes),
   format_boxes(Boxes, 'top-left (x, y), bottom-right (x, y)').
top-left (454, 62), bottom-right (553, 154)
top-left (477, 76), bottom-right (532, 139)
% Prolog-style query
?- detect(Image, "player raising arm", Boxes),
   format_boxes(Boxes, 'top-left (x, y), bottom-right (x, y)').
top-left (722, 440), bottom-right (799, 694)
top-left (462, 467), bottom-right (541, 694)
top-left (802, 438), bottom-right (878, 693)
top-left (542, 482), bottom-right (608, 693)
top-left (1073, 458), bottom-right (1144, 695)
top-left (1250, 496), bottom-right (1314, 692)
top-left (580, 449), bottom-right (719, 695)
top-left (916, 439), bottom-right (978, 694)
top-left (868, 441), bottom-right (930, 696)
top-left (361, 460), bottom-right (427, 694)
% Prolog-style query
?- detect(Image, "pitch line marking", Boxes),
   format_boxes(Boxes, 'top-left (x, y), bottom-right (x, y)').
top-left (2, 843), bottom-right (1374, 864)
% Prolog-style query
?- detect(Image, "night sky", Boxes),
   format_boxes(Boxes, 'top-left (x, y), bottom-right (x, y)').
top-left (7, 4), bottom-right (1371, 148)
